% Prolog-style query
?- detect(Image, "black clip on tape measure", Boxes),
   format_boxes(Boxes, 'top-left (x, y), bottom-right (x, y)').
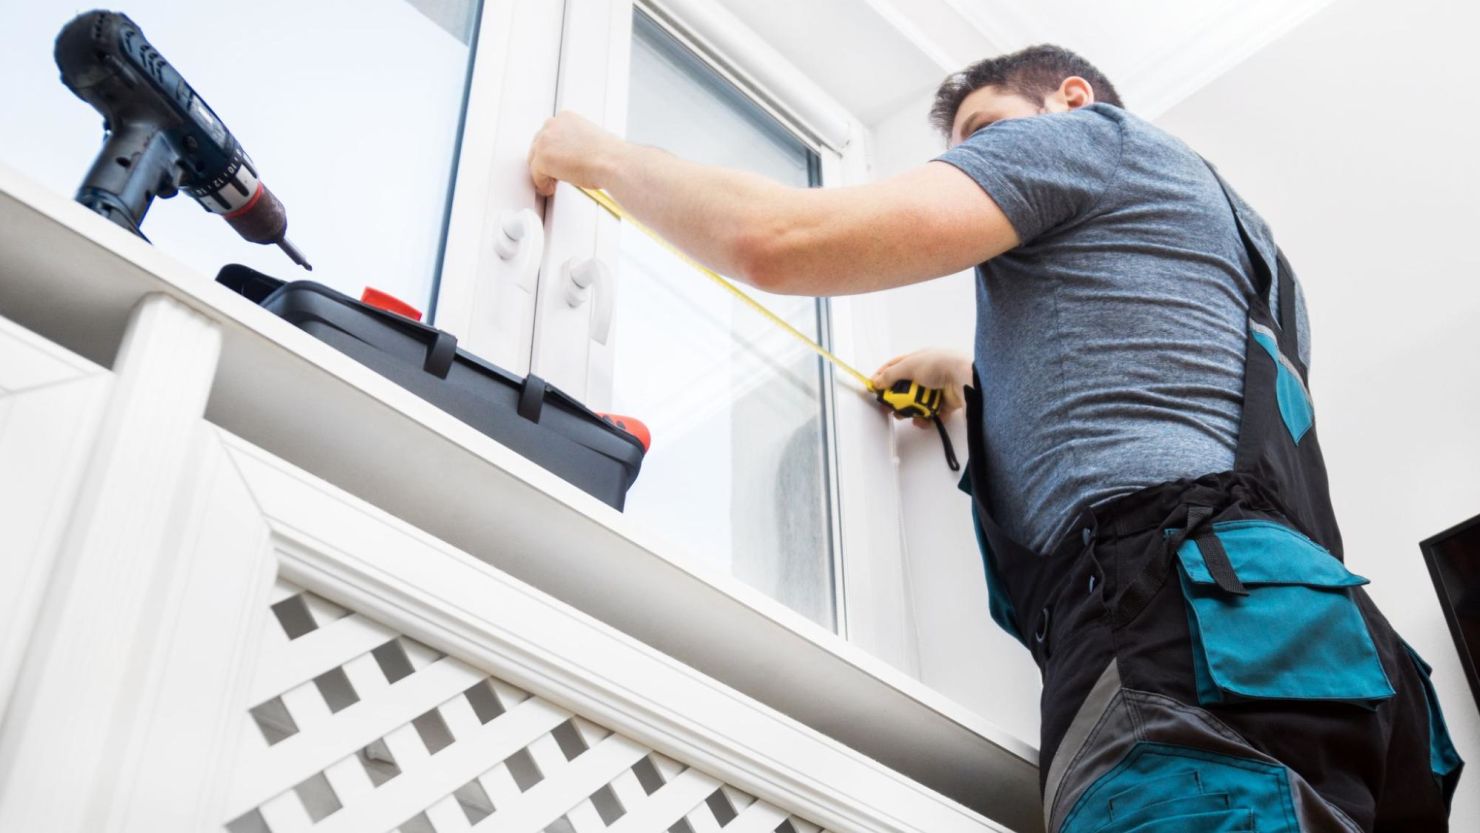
top-left (877, 379), bottom-right (959, 471)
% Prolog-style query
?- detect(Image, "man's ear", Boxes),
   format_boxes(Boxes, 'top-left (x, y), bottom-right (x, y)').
top-left (1060, 76), bottom-right (1095, 109)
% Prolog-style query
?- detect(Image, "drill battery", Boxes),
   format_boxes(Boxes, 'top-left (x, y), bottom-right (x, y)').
top-left (216, 265), bottom-right (645, 510)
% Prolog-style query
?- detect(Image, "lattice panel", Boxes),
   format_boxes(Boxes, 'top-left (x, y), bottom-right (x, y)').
top-left (226, 581), bottom-right (832, 833)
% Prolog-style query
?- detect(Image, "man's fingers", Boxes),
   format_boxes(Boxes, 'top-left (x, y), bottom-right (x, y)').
top-left (871, 360), bottom-right (911, 390)
top-left (532, 170), bottom-right (557, 196)
top-left (870, 354), bottom-right (908, 388)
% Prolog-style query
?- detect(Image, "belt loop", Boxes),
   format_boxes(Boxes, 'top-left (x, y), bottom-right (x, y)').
top-left (1163, 504), bottom-right (1214, 558)
top-left (1115, 503), bottom-right (1213, 628)
top-left (1162, 504), bottom-right (1249, 596)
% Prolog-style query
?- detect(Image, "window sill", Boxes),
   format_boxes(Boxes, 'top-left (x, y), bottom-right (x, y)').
top-left (0, 163), bottom-right (1040, 831)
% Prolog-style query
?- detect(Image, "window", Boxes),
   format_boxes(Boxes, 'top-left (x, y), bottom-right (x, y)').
top-left (0, 0), bottom-right (482, 310)
top-left (605, 12), bottom-right (838, 628)
top-left (5, 0), bottom-right (901, 645)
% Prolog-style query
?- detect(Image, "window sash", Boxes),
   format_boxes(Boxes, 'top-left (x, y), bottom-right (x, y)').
top-left (435, 0), bottom-right (917, 671)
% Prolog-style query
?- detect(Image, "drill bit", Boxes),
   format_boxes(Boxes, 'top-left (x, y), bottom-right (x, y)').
top-left (277, 237), bottom-right (312, 271)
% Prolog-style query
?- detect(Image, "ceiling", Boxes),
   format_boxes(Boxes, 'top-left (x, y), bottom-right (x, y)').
top-left (711, 0), bottom-right (1337, 125)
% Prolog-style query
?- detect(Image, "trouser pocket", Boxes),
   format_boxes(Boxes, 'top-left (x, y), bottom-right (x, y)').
top-left (1061, 742), bottom-right (1298, 833)
top-left (1093, 792), bottom-right (1241, 833)
top-left (1399, 640), bottom-right (1465, 808)
top-left (1170, 519), bottom-right (1394, 706)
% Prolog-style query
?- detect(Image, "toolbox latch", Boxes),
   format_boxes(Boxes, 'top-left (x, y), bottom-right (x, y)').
top-left (518, 374), bottom-right (547, 423)
top-left (423, 331), bottom-right (457, 379)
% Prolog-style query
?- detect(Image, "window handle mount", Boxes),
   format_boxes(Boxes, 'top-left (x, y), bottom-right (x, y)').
top-left (493, 209), bottom-right (543, 293)
top-left (564, 257), bottom-right (614, 346)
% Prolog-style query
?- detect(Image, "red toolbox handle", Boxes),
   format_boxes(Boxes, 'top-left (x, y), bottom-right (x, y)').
top-left (361, 287), bottom-right (423, 322)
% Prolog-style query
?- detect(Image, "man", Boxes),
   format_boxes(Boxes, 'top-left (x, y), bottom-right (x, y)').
top-left (529, 45), bottom-right (1460, 831)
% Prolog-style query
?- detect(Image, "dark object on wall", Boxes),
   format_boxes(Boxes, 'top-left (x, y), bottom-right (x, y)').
top-left (1420, 512), bottom-right (1480, 709)
top-left (216, 264), bottom-right (645, 510)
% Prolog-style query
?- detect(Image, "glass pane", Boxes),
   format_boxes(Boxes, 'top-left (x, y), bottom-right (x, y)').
top-left (0, 0), bottom-right (480, 310)
top-left (611, 13), bottom-right (835, 628)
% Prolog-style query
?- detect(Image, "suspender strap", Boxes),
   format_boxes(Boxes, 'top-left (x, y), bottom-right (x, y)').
top-left (1201, 160), bottom-right (1303, 364)
top-left (1274, 248), bottom-right (1301, 365)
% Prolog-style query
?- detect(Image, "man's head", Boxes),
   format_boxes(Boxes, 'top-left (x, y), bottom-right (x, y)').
top-left (931, 45), bottom-right (1122, 147)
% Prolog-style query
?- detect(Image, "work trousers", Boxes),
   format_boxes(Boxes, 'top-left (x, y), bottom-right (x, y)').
top-left (1030, 473), bottom-right (1461, 833)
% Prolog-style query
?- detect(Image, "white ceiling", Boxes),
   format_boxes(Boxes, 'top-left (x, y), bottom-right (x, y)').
top-left (712, 0), bottom-right (1337, 125)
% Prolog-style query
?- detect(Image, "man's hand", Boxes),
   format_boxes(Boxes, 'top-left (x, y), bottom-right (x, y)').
top-left (528, 111), bottom-right (625, 196)
top-left (872, 348), bottom-right (972, 427)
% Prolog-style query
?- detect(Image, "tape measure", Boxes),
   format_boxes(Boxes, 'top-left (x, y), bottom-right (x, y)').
top-left (573, 185), bottom-right (957, 470)
top-left (876, 378), bottom-right (943, 419)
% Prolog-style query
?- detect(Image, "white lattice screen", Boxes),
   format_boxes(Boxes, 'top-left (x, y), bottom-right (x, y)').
top-left (227, 580), bottom-right (829, 833)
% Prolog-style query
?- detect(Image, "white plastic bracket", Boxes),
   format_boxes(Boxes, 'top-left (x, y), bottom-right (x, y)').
top-left (563, 257), bottom-right (614, 346)
top-left (493, 208), bottom-right (545, 293)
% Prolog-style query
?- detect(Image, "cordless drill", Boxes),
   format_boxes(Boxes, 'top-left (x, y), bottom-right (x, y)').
top-left (54, 10), bottom-right (310, 270)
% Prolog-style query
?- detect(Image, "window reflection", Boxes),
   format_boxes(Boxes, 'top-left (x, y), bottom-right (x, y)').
top-left (610, 12), bottom-right (836, 628)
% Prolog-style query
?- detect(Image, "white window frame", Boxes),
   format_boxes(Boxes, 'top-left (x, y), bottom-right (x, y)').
top-left (432, 0), bottom-right (921, 673)
top-left (432, 0), bottom-right (566, 375)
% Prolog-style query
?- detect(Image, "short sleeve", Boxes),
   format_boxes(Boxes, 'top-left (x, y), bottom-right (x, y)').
top-left (934, 106), bottom-right (1125, 244)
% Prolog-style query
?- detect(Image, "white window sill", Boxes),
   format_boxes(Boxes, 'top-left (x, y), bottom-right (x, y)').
top-left (0, 163), bottom-right (1040, 830)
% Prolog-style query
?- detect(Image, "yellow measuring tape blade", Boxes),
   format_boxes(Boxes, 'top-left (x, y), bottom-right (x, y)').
top-left (575, 185), bottom-right (878, 393)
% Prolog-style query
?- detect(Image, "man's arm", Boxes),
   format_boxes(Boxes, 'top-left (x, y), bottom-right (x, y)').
top-left (528, 112), bottom-right (1019, 296)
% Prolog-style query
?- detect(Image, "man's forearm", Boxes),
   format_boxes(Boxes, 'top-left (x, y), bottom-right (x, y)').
top-left (529, 111), bottom-right (1019, 296)
top-left (599, 142), bottom-right (803, 288)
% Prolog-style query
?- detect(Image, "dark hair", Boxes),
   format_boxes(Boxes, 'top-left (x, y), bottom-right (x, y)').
top-left (929, 44), bottom-right (1123, 137)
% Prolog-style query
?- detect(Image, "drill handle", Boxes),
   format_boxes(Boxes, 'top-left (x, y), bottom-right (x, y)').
top-left (75, 121), bottom-right (181, 238)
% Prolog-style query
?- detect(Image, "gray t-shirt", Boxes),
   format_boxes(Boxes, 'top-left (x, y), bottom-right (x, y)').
top-left (936, 103), bottom-right (1309, 552)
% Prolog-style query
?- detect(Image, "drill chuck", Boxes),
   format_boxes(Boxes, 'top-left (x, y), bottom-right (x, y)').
top-left (55, 10), bottom-right (310, 269)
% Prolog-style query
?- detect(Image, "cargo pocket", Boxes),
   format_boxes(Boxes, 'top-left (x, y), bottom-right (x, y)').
top-left (1400, 640), bottom-right (1464, 808)
top-left (1171, 519), bottom-right (1394, 706)
top-left (1060, 742), bottom-right (1297, 833)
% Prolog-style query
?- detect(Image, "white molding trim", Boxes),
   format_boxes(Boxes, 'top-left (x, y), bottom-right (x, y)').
top-left (936, 0), bottom-right (1040, 62)
top-left (223, 431), bottom-right (1015, 833)
top-left (1117, 0), bottom-right (1336, 119)
top-left (862, 0), bottom-right (1003, 70)
top-left (0, 318), bottom-right (110, 720)
top-left (0, 314), bottom-right (102, 392)
top-left (935, 0), bottom-right (1337, 120)
top-left (0, 295), bottom-right (231, 832)
top-left (644, 0), bottom-right (854, 151)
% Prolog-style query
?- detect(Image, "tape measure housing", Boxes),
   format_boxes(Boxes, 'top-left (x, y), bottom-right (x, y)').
top-left (877, 379), bottom-right (943, 419)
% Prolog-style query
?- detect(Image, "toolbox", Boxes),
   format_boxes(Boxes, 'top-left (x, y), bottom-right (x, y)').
top-left (216, 264), bottom-right (645, 510)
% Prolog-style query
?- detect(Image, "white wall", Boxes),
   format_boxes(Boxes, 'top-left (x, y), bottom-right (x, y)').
top-left (863, 96), bottom-right (1046, 743)
top-left (1157, 0), bottom-right (1480, 824)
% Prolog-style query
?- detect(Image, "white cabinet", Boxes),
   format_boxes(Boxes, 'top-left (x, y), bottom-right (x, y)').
top-left (0, 297), bottom-right (1023, 832)
top-left (0, 316), bottom-right (110, 721)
